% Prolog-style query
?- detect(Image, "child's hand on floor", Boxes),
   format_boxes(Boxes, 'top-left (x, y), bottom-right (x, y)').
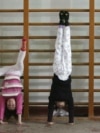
top-left (16, 121), bottom-right (24, 125)
top-left (0, 120), bottom-right (8, 124)
top-left (46, 122), bottom-right (54, 127)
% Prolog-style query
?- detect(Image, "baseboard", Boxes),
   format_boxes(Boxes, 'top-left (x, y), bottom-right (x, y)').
top-left (29, 106), bottom-right (100, 117)
top-left (29, 106), bottom-right (88, 117)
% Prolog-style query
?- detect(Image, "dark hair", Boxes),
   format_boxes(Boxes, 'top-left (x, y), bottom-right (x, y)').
top-left (4, 104), bottom-right (17, 120)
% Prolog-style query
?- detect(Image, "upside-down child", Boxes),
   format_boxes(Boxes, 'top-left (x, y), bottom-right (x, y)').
top-left (0, 38), bottom-right (27, 124)
top-left (47, 11), bottom-right (74, 125)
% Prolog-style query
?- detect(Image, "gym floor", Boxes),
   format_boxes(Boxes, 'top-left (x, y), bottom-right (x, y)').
top-left (0, 116), bottom-right (100, 133)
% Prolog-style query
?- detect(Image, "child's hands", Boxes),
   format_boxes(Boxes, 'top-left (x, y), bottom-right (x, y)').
top-left (16, 121), bottom-right (24, 125)
top-left (0, 120), bottom-right (8, 124)
top-left (17, 114), bottom-right (23, 125)
top-left (68, 122), bottom-right (74, 125)
top-left (46, 122), bottom-right (54, 127)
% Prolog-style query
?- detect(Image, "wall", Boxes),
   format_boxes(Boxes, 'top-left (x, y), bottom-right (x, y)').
top-left (0, 0), bottom-right (100, 105)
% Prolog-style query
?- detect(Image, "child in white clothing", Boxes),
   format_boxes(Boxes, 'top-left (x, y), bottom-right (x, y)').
top-left (47, 11), bottom-right (74, 126)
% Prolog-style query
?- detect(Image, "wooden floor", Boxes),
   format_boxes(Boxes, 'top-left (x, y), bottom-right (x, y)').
top-left (0, 116), bottom-right (100, 133)
top-left (0, 107), bottom-right (100, 133)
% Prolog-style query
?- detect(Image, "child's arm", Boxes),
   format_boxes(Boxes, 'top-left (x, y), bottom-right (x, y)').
top-left (17, 114), bottom-right (22, 125)
top-left (16, 93), bottom-right (23, 124)
top-left (47, 98), bottom-right (55, 126)
top-left (0, 95), bottom-right (8, 124)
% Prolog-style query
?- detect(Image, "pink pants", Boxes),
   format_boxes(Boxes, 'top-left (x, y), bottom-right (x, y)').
top-left (0, 93), bottom-right (23, 120)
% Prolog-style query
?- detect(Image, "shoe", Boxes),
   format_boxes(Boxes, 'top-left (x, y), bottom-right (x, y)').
top-left (53, 109), bottom-right (69, 117)
top-left (53, 109), bottom-right (61, 116)
top-left (53, 110), bottom-right (58, 116)
top-left (64, 11), bottom-right (69, 26)
top-left (58, 109), bottom-right (69, 117)
top-left (21, 38), bottom-right (27, 51)
top-left (59, 10), bottom-right (65, 25)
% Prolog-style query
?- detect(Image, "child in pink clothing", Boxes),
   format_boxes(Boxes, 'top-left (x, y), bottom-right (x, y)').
top-left (0, 38), bottom-right (26, 124)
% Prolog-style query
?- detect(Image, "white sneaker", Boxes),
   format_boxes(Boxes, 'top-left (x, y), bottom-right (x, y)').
top-left (59, 109), bottom-right (69, 116)
top-left (53, 109), bottom-right (69, 117)
top-left (53, 110), bottom-right (58, 116)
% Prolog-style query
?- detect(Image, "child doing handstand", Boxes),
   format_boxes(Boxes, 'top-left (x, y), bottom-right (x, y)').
top-left (0, 38), bottom-right (26, 124)
top-left (47, 11), bottom-right (74, 125)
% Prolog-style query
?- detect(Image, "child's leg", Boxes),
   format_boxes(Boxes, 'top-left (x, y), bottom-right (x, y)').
top-left (0, 95), bottom-right (6, 122)
top-left (15, 38), bottom-right (26, 74)
top-left (62, 26), bottom-right (72, 79)
top-left (53, 26), bottom-right (64, 75)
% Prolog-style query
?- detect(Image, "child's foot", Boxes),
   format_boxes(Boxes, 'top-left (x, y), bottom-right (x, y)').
top-left (64, 11), bottom-right (69, 26)
top-left (59, 10), bottom-right (65, 25)
top-left (21, 38), bottom-right (27, 51)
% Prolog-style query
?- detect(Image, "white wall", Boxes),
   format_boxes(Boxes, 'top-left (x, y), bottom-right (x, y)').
top-left (0, 0), bottom-right (100, 104)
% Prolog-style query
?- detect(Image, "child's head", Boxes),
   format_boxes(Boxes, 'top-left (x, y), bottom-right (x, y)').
top-left (7, 98), bottom-right (16, 110)
top-left (56, 101), bottom-right (65, 108)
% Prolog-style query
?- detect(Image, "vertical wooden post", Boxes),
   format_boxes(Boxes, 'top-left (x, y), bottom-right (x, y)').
top-left (88, 0), bottom-right (94, 118)
top-left (23, 0), bottom-right (29, 119)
